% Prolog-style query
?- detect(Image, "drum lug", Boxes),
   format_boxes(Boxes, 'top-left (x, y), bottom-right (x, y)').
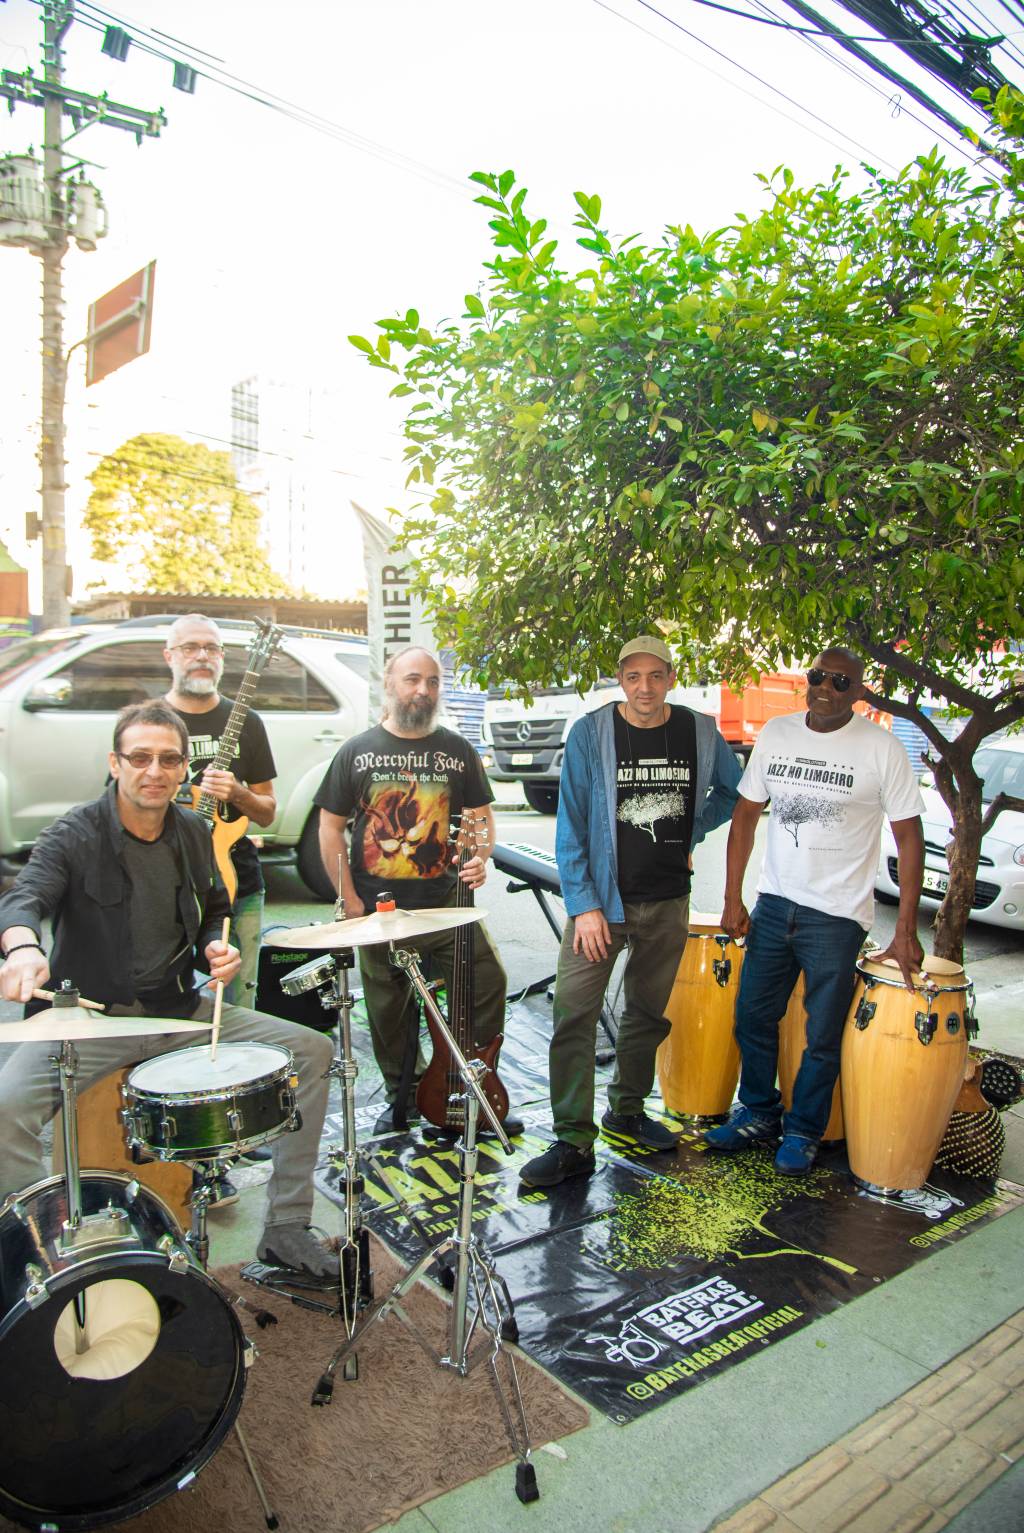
top-left (158, 1232), bottom-right (191, 1273)
top-left (946, 1012), bottom-right (961, 1035)
top-left (854, 997), bottom-right (876, 1030)
top-left (24, 1262), bottom-right (48, 1308)
top-left (965, 984), bottom-right (979, 1039)
top-left (915, 1010), bottom-right (938, 1044)
top-left (712, 957), bottom-right (732, 987)
top-left (1, 1195), bottom-right (27, 1222)
top-left (244, 1339), bottom-right (256, 1368)
top-left (227, 1109), bottom-right (244, 1132)
top-left (159, 1113), bottom-right (178, 1145)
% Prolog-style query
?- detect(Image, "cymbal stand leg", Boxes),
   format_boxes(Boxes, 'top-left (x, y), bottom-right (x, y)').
top-left (234, 1421), bottom-right (279, 1530)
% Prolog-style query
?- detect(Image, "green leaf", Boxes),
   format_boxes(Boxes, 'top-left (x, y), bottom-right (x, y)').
top-left (465, 294), bottom-right (486, 318)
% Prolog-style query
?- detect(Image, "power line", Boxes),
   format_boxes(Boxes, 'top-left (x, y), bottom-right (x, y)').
top-left (56, 0), bottom-right (475, 201)
top-left (746, 0), bottom-right (978, 157)
top-left (597, 0), bottom-right (902, 165)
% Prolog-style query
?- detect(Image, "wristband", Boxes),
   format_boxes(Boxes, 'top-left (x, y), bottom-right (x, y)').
top-left (2, 942), bottom-right (44, 960)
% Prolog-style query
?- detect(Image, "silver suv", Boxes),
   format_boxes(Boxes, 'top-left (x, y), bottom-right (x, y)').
top-left (0, 617), bottom-right (368, 898)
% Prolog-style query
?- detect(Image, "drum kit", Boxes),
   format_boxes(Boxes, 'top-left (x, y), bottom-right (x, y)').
top-left (0, 886), bottom-right (540, 1531)
top-left (655, 916), bottom-right (978, 1194)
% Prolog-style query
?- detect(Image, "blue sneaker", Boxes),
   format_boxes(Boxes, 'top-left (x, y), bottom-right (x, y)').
top-left (774, 1134), bottom-right (818, 1175)
top-left (703, 1106), bottom-right (781, 1151)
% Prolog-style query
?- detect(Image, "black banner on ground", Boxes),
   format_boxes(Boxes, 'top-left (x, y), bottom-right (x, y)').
top-left (315, 1109), bottom-right (1024, 1423)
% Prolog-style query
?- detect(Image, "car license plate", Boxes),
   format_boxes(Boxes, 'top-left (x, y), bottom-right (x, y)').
top-left (510, 752), bottom-right (534, 765)
top-left (921, 867), bottom-right (949, 895)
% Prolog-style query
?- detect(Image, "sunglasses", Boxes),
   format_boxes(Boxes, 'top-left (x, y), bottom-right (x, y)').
top-left (116, 750), bottom-right (188, 770)
top-left (806, 668), bottom-right (853, 693)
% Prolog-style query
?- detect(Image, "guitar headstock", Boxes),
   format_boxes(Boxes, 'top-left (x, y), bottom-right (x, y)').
top-left (250, 619), bottom-right (285, 669)
top-left (450, 812), bottom-right (490, 866)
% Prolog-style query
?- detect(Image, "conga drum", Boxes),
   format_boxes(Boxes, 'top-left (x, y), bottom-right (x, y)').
top-left (841, 956), bottom-right (971, 1191)
top-left (656, 913), bottom-right (743, 1119)
top-left (777, 975), bottom-right (844, 1142)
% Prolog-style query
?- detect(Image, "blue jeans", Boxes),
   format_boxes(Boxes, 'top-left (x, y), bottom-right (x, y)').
top-left (735, 894), bottom-right (864, 1141)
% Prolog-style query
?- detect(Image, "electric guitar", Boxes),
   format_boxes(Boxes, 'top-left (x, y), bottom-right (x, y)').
top-left (416, 816), bottom-right (510, 1133)
top-left (187, 620), bottom-right (283, 903)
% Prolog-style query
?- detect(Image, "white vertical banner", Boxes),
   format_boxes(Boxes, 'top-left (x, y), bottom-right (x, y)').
top-left (353, 501), bottom-right (435, 720)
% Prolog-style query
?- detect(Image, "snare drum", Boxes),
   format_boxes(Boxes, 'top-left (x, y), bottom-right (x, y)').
top-left (656, 913), bottom-right (744, 1119)
top-left (777, 976), bottom-right (845, 1142)
top-left (841, 956), bottom-right (971, 1191)
top-left (123, 1041), bottom-right (300, 1161)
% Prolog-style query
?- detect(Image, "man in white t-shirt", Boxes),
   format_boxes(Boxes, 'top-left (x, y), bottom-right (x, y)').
top-left (704, 647), bottom-right (925, 1174)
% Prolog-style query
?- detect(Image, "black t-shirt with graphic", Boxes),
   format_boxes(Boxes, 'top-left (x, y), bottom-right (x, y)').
top-left (614, 705), bottom-right (696, 902)
top-left (172, 699), bottom-right (277, 899)
top-left (314, 723), bottom-right (494, 910)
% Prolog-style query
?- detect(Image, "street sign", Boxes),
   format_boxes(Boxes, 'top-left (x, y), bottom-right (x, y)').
top-left (86, 260), bottom-right (156, 386)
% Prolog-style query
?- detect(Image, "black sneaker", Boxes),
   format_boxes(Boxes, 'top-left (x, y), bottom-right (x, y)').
top-left (601, 1109), bottom-right (680, 1151)
top-left (206, 1173), bottom-right (239, 1211)
top-left (519, 1141), bottom-right (596, 1188)
top-left (374, 1105), bottom-right (421, 1134)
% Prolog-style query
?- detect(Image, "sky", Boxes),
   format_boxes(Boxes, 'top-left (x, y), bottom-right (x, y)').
top-left (1, 0), bottom-right (1021, 606)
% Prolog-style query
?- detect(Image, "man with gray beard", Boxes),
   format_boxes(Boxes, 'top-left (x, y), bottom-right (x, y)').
top-left (163, 613), bottom-right (277, 1013)
top-left (315, 647), bottom-right (520, 1137)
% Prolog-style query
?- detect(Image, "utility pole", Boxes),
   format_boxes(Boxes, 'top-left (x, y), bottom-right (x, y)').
top-left (40, 1), bottom-right (72, 627)
top-left (0, 1), bottom-right (165, 629)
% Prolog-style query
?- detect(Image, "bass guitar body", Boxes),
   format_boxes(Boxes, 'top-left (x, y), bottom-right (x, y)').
top-left (416, 1023), bottom-right (510, 1133)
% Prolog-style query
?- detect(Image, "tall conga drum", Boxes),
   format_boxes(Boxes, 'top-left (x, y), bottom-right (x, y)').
top-left (656, 913), bottom-right (744, 1120)
top-left (777, 975), bottom-right (844, 1142)
top-left (841, 956), bottom-right (971, 1191)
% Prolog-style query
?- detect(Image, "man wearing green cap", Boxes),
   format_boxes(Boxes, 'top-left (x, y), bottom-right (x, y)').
top-left (520, 636), bottom-right (742, 1187)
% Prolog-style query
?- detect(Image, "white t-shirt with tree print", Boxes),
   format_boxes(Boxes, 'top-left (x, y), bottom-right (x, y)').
top-left (739, 712), bottom-right (924, 928)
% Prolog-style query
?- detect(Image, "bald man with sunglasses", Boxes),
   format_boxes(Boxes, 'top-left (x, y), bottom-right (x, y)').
top-left (704, 647), bottom-right (925, 1175)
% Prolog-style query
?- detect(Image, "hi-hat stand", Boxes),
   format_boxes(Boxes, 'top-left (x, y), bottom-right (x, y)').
top-left (311, 942), bottom-right (539, 1506)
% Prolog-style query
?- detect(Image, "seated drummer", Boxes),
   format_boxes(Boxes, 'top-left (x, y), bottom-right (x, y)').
top-left (704, 647), bottom-right (925, 1175)
top-left (0, 701), bottom-right (336, 1281)
top-left (519, 635), bottom-right (741, 1188)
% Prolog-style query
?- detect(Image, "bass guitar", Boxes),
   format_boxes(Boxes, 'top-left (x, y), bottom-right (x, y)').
top-left (416, 816), bottom-right (510, 1133)
top-left (187, 619), bottom-right (283, 903)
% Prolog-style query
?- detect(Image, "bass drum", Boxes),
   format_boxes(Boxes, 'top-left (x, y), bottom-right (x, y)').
top-left (0, 1172), bottom-right (246, 1531)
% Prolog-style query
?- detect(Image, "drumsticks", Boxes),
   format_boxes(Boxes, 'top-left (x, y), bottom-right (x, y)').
top-left (210, 917), bottom-right (231, 1063)
top-left (32, 988), bottom-right (105, 1011)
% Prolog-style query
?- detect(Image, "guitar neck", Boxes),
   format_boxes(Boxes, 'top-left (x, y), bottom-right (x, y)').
top-left (192, 624), bottom-right (281, 822)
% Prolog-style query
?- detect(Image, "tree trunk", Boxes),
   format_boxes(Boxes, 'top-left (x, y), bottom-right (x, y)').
top-left (932, 761), bottom-right (983, 963)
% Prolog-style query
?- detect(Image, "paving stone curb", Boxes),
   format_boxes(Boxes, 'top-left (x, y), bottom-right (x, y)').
top-left (712, 1310), bottom-right (1024, 1533)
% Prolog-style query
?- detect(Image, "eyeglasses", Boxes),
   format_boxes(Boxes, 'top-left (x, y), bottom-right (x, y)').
top-left (806, 668), bottom-right (853, 692)
top-left (116, 750), bottom-right (188, 770)
top-left (168, 642), bottom-right (223, 658)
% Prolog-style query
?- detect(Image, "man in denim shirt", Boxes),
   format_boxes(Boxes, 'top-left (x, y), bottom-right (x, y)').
top-left (520, 637), bottom-right (741, 1187)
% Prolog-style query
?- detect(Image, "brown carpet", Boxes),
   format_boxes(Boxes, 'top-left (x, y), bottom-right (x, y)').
top-left (4, 1240), bottom-right (588, 1533)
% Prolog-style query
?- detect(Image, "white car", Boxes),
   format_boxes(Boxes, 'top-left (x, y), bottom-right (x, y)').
top-left (876, 737), bottom-right (1024, 931)
top-left (0, 617), bottom-right (369, 899)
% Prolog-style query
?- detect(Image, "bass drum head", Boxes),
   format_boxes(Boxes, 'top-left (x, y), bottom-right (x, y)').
top-left (0, 1187), bottom-right (246, 1529)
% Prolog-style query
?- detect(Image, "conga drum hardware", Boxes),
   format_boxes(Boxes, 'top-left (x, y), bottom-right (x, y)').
top-left (853, 996), bottom-right (876, 1030)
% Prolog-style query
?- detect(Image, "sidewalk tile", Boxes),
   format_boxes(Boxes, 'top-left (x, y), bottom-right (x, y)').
top-left (845, 1403), bottom-right (918, 1455)
top-left (848, 1411), bottom-right (955, 1479)
top-left (712, 1501), bottom-right (793, 1532)
top-left (914, 1374), bottom-right (1009, 1432)
top-left (903, 1363), bottom-right (973, 1412)
top-left (899, 1438), bottom-right (1001, 1514)
top-left (960, 1393), bottom-right (1024, 1457)
top-left (763, 1455), bottom-right (889, 1531)
top-left (966, 1331), bottom-right (1024, 1390)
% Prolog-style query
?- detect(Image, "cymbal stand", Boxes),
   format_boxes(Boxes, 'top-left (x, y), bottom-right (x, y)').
top-left (311, 944), bottom-right (539, 1505)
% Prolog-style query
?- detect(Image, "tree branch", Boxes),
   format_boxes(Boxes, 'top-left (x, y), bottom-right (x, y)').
top-left (980, 792), bottom-right (1024, 837)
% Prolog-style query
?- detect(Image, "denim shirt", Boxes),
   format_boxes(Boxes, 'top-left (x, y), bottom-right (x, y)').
top-left (555, 702), bottom-right (742, 924)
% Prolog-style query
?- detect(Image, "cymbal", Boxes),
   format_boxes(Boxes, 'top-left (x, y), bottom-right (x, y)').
top-left (263, 905), bottom-right (487, 950)
top-left (0, 1007), bottom-right (213, 1045)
